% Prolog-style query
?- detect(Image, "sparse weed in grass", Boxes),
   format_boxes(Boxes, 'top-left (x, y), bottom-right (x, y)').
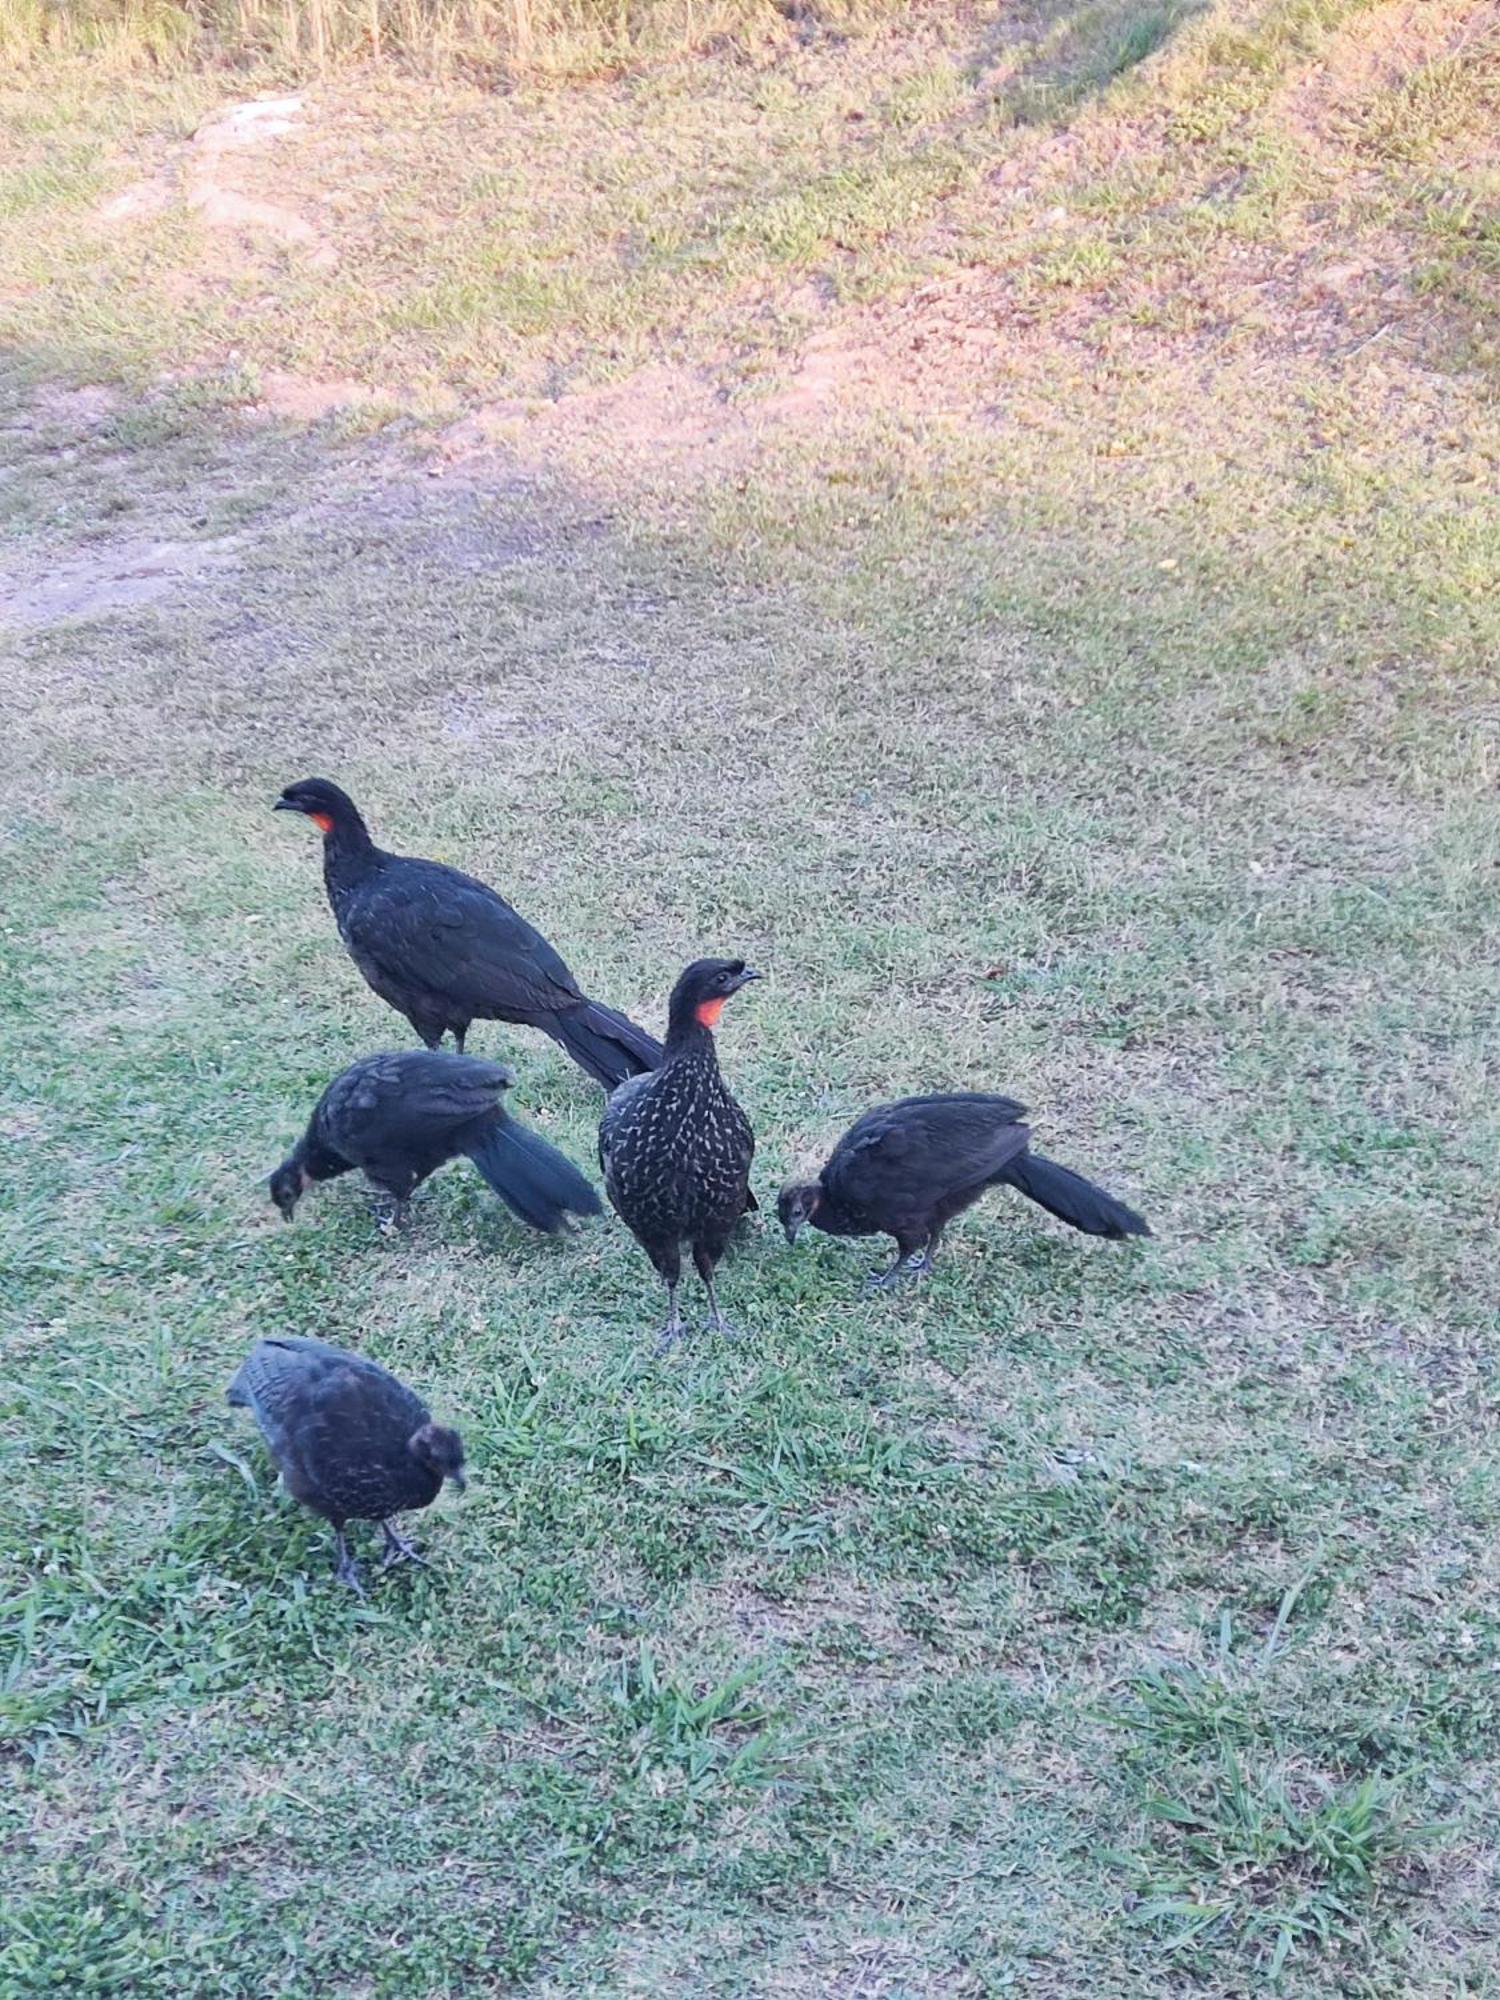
top-left (1030, 233), bottom-right (1123, 290)
top-left (611, 1644), bottom-right (789, 1798)
top-left (1129, 1752), bottom-right (1423, 1977)
top-left (0, 1885), bottom-right (183, 1996)
top-left (101, 367), bottom-right (259, 448)
top-left (1358, 33), bottom-right (1500, 166)
top-left (722, 147), bottom-right (970, 269)
top-left (879, 62), bottom-right (965, 132)
top-left (0, 145), bottom-right (106, 219)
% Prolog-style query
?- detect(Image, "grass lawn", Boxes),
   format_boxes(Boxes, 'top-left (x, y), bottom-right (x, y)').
top-left (3, 0), bottom-right (1499, 1992)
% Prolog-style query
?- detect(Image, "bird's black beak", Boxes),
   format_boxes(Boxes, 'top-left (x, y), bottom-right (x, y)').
top-left (273, 796), bottom-right (300, 813)
top-left (783, 1215), bottom-right (804, 1246)
top-left (450, 1470), bottom-right (467, 1495)
top-left (731, 966), bottom-right (762, 992)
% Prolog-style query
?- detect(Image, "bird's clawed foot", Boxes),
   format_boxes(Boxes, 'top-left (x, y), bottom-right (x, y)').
top-left (376, 1198), bottom-right (411, 1237)
top-left (333, 1531), bottom-right (367, 1598)
top-left (653, 1317), bottom-right (687, 1356)
top-left (380, 1521), bottom-right (429, 1570)
top-left (864, 1251), bottom-right (932, 1292)
top-left (651, 1285), bottom-right (686, 1356)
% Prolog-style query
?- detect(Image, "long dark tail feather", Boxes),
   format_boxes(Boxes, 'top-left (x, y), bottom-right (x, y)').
top-left (550, 999), bottom-right (664, 1089)
top-left (463, 1116), bottom-right (603, 1233)
top-left (999, 1151), bottom-right (1151, 1239)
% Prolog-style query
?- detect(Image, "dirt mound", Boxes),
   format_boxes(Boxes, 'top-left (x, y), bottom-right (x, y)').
top-left (96, 91), bottom-right (336, 270)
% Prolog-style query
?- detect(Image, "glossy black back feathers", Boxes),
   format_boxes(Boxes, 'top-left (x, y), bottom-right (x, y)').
top-left (272, 1049), bottom-right (600, 1233)
top-left (275, 778), bottom-right (662, 1085)
top-left (785, 1091), bottom-right (1150, 1267)
top-left (227, 1335), bottom-right (465, 1527)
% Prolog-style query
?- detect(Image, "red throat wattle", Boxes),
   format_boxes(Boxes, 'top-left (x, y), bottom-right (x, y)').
top-left (309, 811), bottom-right (334, 834)
top-left (695, 997), bottom-right (726, 1028)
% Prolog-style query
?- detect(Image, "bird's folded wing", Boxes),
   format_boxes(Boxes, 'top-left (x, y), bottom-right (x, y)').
top-left (364, 1057), bottom-right (513, 1128)
top-left (346, 865), bottom-right (584, 1014)
top-left (827, 1100), bottom-right (1033, 1209)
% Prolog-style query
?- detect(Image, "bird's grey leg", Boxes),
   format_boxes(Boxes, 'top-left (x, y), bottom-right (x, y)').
top-left (864, 1242), bottom-right (931, 1291)
top-left (451, 1024), bottom-right (468, 1055)
top-left (702, 1272), bottom-right (739, 1341)
top-left (380, 1520), bottom-right (429, 1569)
top-left (333, 1528), bottom-right (366, 1597)
top-left (375, 1193), bottom-right (411, 1235)
top-left (653, 1283), bottom-right (685, 1356)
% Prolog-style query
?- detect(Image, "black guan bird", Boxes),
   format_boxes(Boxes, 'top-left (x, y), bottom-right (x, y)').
top-left (269, 1050), bottom-right (601, 1234)
top-left (227, 1335), bottom-right (466, 1595)
top-left (778, 1091), bottom-right (1150, 1287)
top-left (599, 958), bottom-right (760, 1349)
top-left (274, 778), bottom-right (662, 1088)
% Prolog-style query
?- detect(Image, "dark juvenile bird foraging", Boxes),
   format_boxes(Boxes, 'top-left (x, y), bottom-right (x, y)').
top-left (270, 1050), bottom-right (600, 1235)
top-left (226, 1335), bottom-right (466, 1594)
top-left (274, 778), bottom-right (662, 1089)
top-left (599, 957), bottom-right (760, 1350)
top-left (778, 1091), bottom-right (1150, 1287)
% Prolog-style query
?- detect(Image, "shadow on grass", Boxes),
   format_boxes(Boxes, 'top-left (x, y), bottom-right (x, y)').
top-left (968, 0), bottom-right (1208, 128)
